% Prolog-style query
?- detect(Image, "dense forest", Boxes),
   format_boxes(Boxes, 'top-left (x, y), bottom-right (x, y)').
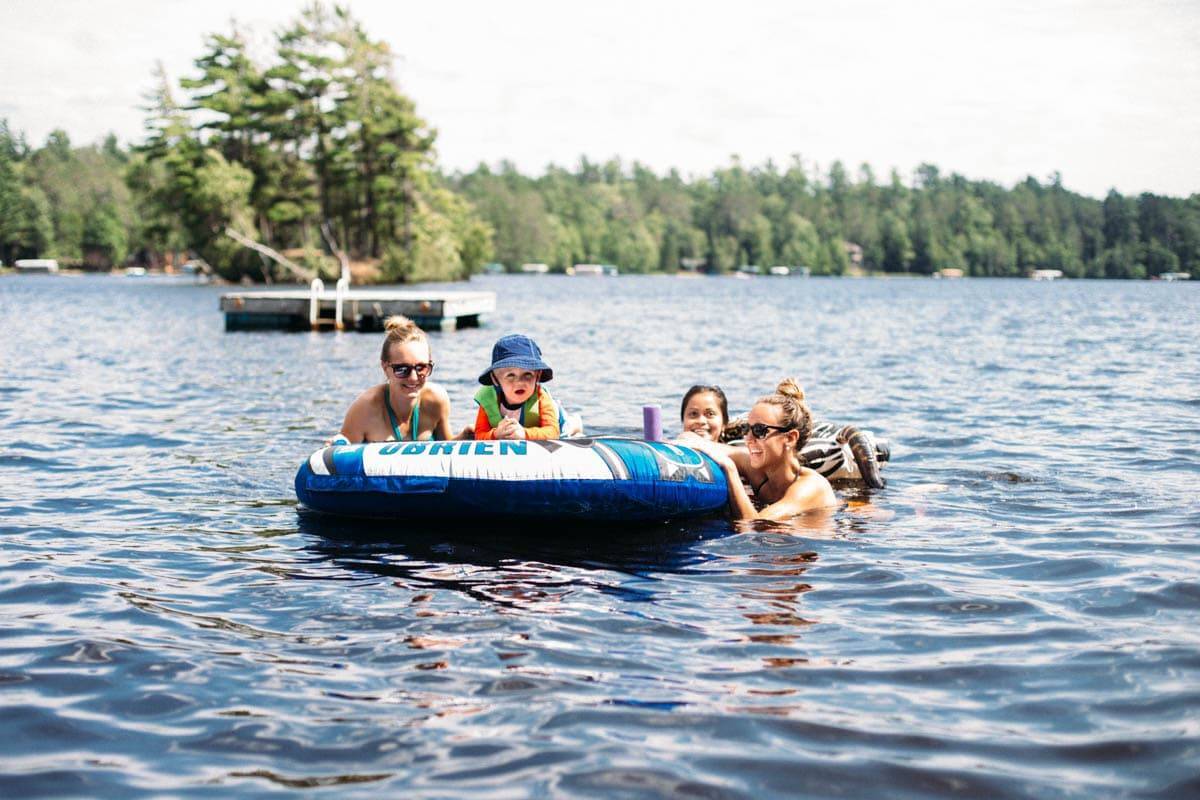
top-left (1, 4), bottom-right (1197, 281)
top-left (451, 159), bottom-right (1198, 278)
top-left (0, 4), bottom-right (490, 283)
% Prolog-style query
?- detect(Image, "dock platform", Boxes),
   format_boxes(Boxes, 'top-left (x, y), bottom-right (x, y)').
top-left (220, 289), bottom-right (495, 332)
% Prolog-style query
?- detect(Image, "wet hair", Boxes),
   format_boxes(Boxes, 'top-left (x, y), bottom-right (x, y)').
top-left (379, 315), bottom-right (430, 362)
top-left (755, 378), bottom-right (813, 450)
top-left (680, 385), bottom-right (728, 426)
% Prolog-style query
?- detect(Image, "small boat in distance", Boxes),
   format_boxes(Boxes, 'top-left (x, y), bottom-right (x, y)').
top-left (567, 263), bottom-right (620, 276)
top-left (766, 265), bottom-right (810, 277)
top-left (1158, 272), bottom-right (1191, 281)
top-left (569, 263), bottom-right (604, 276)
top-left (14, 258), bottom-right (59, 273)
top-left (1030, 269), bottom-right (1063, 281)
top-left (519, 262), bottom-right (549, 274)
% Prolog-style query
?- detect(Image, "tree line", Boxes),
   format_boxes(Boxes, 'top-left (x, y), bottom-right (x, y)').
top-left (1, 5), bottom-right (1196, 281)
top-left (1, 4), bottom-right (490, 283)
top-left (451, 158), bottom-right (1199, 279)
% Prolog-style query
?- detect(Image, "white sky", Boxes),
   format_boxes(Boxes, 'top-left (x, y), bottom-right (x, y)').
top-left (2, 0), bottom-right (1198, 198)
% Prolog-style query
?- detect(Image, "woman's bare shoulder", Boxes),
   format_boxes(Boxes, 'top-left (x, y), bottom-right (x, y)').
top-left (349, 383), bottom-right (385, 409)
top-left (422, 381), bottom-right (450, 402)
top-left (343, 384), bottom-right (386, 427)
top-left (420, 382), bottom-right (451, 412)
top-left (791, 467), bottom-right (838, 509)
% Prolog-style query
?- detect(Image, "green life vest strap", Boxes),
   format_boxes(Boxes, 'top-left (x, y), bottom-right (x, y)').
top-left (474, 385), bottom-right (542, 428)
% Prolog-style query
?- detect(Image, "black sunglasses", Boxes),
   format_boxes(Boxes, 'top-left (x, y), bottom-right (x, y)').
top-left (745, 422), bottom-right (794, 439)
top-left (389, 361), bottom-right (434, 378)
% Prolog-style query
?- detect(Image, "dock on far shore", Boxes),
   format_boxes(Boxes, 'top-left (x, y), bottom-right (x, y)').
top-left (220, 287), bottom-right (496, 332)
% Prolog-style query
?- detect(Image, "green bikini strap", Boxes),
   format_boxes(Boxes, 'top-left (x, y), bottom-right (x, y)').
top-left (384, 385), bottom-right (420, 441)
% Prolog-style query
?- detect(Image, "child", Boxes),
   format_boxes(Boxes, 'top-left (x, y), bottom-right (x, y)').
top-left (473, 334), bottom-right (562, 440)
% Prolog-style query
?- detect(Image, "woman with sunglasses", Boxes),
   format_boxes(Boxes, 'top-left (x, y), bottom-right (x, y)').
top-left (336, 316), bottom-right (453, 443)
top-left (682, 378), bottom-right (837, 520)
top-left (682, 384), bottom-right (887, 489)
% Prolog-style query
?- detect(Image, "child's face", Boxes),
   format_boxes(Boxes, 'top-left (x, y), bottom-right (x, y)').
top-left (493, 368), bottom-right (538, 404)
top-left (682, 391), bottom-right (725, 441)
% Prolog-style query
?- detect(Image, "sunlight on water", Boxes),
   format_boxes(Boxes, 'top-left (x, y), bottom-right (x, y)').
top-left (0, 273), bottom-right (1198, 797)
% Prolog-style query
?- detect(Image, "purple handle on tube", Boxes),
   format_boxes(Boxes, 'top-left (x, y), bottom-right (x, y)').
top-left (643, 404), bottom-right (663, 442)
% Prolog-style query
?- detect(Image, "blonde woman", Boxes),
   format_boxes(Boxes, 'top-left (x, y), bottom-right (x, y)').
top-left (337, 316), bottom-right (453, 442)
top-left (682, 379), bottom-right (837, 519)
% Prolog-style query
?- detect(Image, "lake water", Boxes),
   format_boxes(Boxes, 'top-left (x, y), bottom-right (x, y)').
top-left (1, 273), bottom-right (1197, 797)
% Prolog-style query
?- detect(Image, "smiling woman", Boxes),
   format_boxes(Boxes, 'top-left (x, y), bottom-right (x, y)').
top-left (682, 378), bottom-right (837, 520)
top-left (336, 315), bottom-right (453, 442)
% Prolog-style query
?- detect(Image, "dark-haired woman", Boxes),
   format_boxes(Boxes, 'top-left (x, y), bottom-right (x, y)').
top-left (680, 384), bottom-right (729, 442)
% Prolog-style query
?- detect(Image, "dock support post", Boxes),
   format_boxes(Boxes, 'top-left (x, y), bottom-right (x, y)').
top-left (335, 277), bottom-right (349, 331)
top-left (309, 279), bottom-right (325, 329)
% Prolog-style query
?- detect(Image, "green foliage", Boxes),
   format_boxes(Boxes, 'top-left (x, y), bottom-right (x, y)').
top-left (82, 203), bottom-right (129, 266)
top-left (0, 119), bottom-right (136, 266)
top-left (123, 3), bottom-right (487, 282)
top-left (382, 181), bottom-right (494, 282)
top-left (452, 155), bottom-right (1200, 280)
top-left (13, 186), bottom-right (55, 258)
top-left (4, 3), bottom-right (1198, 284)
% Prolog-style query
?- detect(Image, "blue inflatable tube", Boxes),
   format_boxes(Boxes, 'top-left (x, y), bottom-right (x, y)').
top-left (295, 437), bottom-right (729, 522)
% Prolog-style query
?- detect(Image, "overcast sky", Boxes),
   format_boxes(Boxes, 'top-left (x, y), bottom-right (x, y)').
top-left (2, 0), bottom-right (1197, 198)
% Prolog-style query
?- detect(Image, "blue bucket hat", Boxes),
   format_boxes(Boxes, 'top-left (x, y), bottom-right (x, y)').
top-left (478, 334), bottom-right (554, 384)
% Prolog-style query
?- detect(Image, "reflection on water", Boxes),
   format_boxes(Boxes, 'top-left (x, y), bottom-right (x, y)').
top-left (0, 274), bottom-right (1198, 797)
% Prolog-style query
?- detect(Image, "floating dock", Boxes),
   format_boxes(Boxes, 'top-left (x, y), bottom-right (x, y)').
top-left (220, 287), bottom-right (495, 332)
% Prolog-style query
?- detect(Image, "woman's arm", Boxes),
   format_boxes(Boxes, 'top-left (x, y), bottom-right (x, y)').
top-left (677, 436), bottom-right (759, 519)
top-left (715, 455), bottom-right (760, 520)
top-left (684, 436), bottom-right (835, 521)
top-left (676, 433), bottom-right (766, 490)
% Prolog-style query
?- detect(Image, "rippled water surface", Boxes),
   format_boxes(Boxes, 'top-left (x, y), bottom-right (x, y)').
top-left (1, 273), bottom-right (1198, 798)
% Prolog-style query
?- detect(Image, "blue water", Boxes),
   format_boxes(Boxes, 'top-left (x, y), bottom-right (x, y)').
top-left (1, 273), bottom-right (1198, 797)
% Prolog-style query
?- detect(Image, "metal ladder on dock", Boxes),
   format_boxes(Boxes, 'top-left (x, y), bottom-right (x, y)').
top-left (309, 277), bottom-right (351, 330)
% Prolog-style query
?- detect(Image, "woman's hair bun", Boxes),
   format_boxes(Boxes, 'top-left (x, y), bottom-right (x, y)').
top-left (380, 315), bottom-right (428, 362)
top-left (775, 377), bottom-right (805, 403)
top-left (384, 315), bottom-right (417, 335)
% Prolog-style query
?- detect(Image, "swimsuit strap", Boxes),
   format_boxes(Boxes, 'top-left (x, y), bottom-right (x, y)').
top-left (383, 385), bottom-right (407, 441)
top-left (410, 401), bottom-right (420, 441)
top-left (752, 476), bottom-right (769, 496)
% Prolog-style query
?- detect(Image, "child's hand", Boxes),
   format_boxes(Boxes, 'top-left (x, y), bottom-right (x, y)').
top-left (494, 418), bottom-right (522, 439)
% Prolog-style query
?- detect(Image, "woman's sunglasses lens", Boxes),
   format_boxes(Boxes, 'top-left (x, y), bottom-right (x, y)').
top-left (392, 363), bottom-right (432, 378)
top-left (747, 424), bottom-right (789, 439)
